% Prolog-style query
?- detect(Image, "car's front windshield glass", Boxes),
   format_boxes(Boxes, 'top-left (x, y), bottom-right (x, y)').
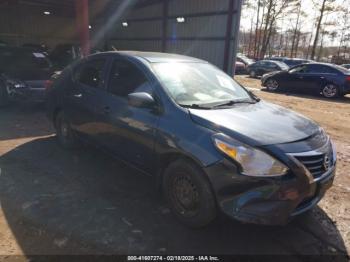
top-left (152, 62), bottom-right (253, 107)
top-left (275, 61), bottom-right (289, 70)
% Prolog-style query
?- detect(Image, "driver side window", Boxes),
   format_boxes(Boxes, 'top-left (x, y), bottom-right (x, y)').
top-left (107, 60), bottom-right (152, 97)
top-left (289, 65), bottom-right (308, 74)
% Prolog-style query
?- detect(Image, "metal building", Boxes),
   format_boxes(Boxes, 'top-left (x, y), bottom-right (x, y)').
top-left (0, 0), bottom-right (242, 74)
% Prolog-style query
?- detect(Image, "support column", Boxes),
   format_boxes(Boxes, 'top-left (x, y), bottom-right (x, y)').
top-left (223, 0), bottom-right (235, 74)
top-left (161, 0), bottom-right (168, 52)
top-left (75, 0), bottom-right (90, 56)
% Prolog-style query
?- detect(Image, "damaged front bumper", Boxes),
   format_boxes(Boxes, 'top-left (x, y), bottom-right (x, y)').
top-left (204, 140), bottom-right (336, 226)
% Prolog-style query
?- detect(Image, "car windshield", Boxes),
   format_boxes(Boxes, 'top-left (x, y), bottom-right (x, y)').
top-left (152, 62), bottom-right (253, 107)
top-left (274, 61), bottom-right (289, 70)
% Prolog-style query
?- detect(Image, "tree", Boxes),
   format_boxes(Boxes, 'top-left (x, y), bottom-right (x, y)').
top-left (258, 0), bottom-right (298, 59)
top-left (310, 0), bottom-right (338, 60)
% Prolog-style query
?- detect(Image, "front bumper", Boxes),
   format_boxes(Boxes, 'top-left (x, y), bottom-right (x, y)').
top-left (204, 142), bottom-right (336, 226)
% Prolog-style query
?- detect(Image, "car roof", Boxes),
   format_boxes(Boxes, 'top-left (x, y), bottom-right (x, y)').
top-left (259, 60), bottom-right (280, 63)
top-left (92, 51), bottom-right (207, 64)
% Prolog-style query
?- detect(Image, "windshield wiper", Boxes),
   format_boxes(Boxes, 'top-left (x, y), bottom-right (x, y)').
top-left (213, 99), bottom-right (256, 108)
top-left (179, 104), bottom-right (213, 110)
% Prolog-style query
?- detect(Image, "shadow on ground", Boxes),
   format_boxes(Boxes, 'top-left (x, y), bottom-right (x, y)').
top-left (0, 102), bottom-right (53, 141)
top-left (0, 137), bottom-right (348, 259)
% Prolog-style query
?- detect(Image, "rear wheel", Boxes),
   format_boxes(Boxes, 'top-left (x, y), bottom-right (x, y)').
top-left (321, 84), bottom-right (339, 98)
top-left (265, 78), bottom-right (280, 92)
top-left (0, 81), bottom-right (10, 107)
top-left (163, 159), bottom-right (217, 228)
top-left (55, 111), bottom-right (79, 149)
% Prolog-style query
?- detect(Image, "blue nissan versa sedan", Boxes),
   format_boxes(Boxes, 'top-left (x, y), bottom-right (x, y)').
top-left (46, 52), bottom-right (336, 227)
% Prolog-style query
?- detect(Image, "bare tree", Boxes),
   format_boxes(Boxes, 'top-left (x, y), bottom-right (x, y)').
top-left (259, 0), bottom-right (298, 59)
top-left (310, 0), bottom-right (338, 60)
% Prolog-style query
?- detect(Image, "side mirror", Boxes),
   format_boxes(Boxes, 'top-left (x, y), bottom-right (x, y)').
top-left (128, 92), bottom-right (155, 108)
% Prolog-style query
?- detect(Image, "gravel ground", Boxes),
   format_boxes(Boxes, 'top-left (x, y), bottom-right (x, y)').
top-left (0, 79), bottom-right (349, 259)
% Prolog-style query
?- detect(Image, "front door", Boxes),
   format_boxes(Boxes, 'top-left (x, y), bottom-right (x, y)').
top-left (285, 64), bottom-right (309, 91)
top-left (94, 58), bottom-right (160, 173)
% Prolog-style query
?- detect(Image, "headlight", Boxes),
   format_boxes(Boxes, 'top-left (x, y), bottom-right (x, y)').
top-left (213, 133), bottom-right (288, 177)
top-left (6, 79), bottom-right (26, 89)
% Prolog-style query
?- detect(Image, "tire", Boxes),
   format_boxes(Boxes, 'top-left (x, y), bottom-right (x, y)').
top-left (265, 78), bottom-right (280, 92)
top-left (249, 70), bottom-right (257, 78)
top-left (321, 84), bottom-right (339, 98)
top-left (55, 111), bottom-right (79, 149)
top-left (0, 81), bottom-right (10, 107)
top-left (163, 159), bottom-right (217, 228)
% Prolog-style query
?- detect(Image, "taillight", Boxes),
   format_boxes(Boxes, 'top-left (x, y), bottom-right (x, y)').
top-left (346, 76), bottom-right (350, 82)
top-left (44, 80), bottom-right (53, 91)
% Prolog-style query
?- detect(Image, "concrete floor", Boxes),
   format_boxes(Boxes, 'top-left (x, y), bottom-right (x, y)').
top-left (0, 103), bottom-right (348, 260)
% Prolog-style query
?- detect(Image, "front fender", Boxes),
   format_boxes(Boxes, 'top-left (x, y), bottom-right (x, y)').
top-left (155, 110), bottom-right (223, 168)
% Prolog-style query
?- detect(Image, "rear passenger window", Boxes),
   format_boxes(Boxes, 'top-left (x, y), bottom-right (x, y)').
top-left (308, 65), bottom-right (338, 74)
top-left (75, 59), bottom-right (106, 88)
top-left (107, 60), bottom-right (151, 97)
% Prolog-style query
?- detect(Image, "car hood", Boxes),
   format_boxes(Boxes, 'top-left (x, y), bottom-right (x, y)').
top-left (189, 101), bottom-right (320, 146)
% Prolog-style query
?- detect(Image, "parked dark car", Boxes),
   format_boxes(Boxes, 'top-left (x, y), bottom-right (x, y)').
top-left (247, 60), bottom-right (289, 78)
top-left (46, 51), bottom-right (336, 227)
top-left (0, 46), bottom-right (54, 106)
top-left (341, 64), bottom-right (350, 70)
top-left (269, 57), bottom-right (312, 67)
top-left (261, 63), bottom-right (350, 98)
top-left (49, 44), bottom-right (81, 70)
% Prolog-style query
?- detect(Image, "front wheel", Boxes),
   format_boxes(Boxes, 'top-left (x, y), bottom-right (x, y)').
top-left (163, 159), bottom-right (217, 228)
top-left (55, 111), bottom-right (79, 149)
top-left (265, 78), bottom-right (280, 92)
top-left (321, 84), bottom-right (339, 98)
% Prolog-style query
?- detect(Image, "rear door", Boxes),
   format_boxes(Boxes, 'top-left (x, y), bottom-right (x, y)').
top-left (94, 58), bottom-right (160, 172)
top-left (299, 64), bottom-right (329, 91)
top-left (64, 58), bottom-right (109, 139)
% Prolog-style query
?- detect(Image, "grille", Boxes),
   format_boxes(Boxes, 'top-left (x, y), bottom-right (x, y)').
top-left (294, 149), bottom-right (334, 179)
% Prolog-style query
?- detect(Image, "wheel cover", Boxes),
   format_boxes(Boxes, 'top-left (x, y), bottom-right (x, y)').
top-left (171, 175), bottom-right (200, 217)
top-left (323, 85), bottom-right (337, 98)
top-left (266, 79), bottom-right (278, 90)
